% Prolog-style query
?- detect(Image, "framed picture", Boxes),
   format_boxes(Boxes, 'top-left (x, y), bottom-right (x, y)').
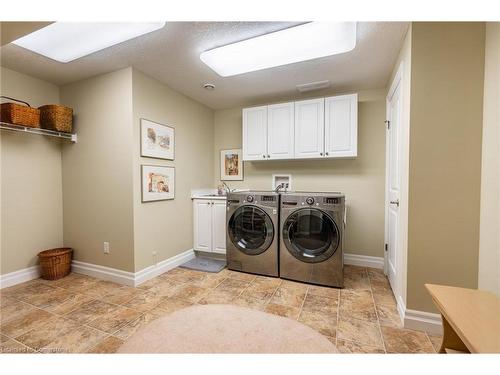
top-left (220, 149), bottom-right (243, 181)
top-left (142, 165), bottom-right (175, 202)
top-left (141, 118), bottom-right (175, 160)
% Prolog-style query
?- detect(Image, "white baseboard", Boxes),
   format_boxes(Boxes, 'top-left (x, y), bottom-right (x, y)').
top-left (1, 249), bottom-right (195, 289)
top-left (344, 253), bottom-right (384, 269)
top-left (0, 265), bottom-right (41, 289)
top-left (134, 249), bottom-right (195, 286)
top-left (396, 295), bottom-right (406, 323)
top-left (396, 297), bottom-right (443, 335)
top-left (71, 260), bottom-right (136, 286)
top-left (404, 308), bottom-right (443, 335)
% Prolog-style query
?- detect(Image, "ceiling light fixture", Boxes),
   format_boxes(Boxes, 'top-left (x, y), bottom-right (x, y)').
top-left (12, 22), bottom-right (166, 63)
top-left (200, 22), bottom-right (356, 77)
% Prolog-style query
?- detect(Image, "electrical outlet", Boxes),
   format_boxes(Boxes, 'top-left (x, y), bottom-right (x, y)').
top-left (103, 242), bottom-right (110, 254)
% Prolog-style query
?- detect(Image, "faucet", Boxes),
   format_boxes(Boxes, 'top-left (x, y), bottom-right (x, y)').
top-left (275, 183), bottom-right (285, 193)
top-left (222, 181), bottom-right (232, 195)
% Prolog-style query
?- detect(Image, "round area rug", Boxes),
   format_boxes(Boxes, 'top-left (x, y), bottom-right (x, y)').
top-left (118, 304), bottom-right (337, 353)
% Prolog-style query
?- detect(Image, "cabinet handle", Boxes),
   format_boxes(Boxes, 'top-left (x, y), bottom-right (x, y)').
top-left (325, 152), bottom-right (329, 156)
top-left (267, 154), bottom-right (270, 158)
top-left (262, 154), bottom-right (266, 158)
top-left (320, 152), bottom-right (323, 156)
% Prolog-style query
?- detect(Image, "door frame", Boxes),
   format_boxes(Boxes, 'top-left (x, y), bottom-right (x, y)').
top-left (384, 61), bottom-right (410, 316)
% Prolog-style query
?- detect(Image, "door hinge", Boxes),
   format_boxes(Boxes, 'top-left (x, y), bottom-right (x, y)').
top-left (385, 243), bottom-right (388, 252)
top-left (385, 120), bottom-right (390, 129)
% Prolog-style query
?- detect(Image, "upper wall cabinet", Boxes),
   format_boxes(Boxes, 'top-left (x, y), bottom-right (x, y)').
top-left (243, 102), bottom-right (295, 160)
top-left (242, 93), bottom-right (357, 161)
top-left (243, 105), bottom-right (268, 160)
top-left (325, 94), bottom-right (358, 157)
top-left (267, 102), bottom-right (294, 159)
top-left (294, 98), bottom-right (325, 159)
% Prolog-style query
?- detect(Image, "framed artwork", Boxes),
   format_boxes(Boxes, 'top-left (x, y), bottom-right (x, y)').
top-left (142, 165), bottom-right (175, 202)
top-left (141, 118), bottom-right (175, 160)
top-left (220, 149), bottom-right (243, 181)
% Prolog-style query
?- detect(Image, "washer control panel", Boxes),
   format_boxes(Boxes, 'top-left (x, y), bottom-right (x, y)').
top-left (305, 197), bottom-right (315, 205)
top-left (246, 195), bottom-right (254, 203)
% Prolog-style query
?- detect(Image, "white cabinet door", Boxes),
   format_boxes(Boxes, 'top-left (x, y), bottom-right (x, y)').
top-left (294, 98), bottom-right (325, 159)
top-left (267, 102), bottom-right (294, 159)
top-left (211, 200), bottom-right (227, 254)
top-left (243, 106), bottom-right (268, 161)
top-left (324, 94), bottom-right (358, 157)
top-left (193, 199), bottom-right (212, 252)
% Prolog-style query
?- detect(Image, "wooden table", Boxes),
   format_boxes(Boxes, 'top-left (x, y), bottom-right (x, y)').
top-left (425, 284), bottom-right (500, 353)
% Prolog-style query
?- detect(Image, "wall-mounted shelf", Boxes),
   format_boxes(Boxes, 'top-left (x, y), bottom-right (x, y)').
top-left (0, 122), bottom-right (77, 143)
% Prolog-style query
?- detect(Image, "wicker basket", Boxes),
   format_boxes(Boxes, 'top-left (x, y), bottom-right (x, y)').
top-left (0, 96), bottom-right (40, 128)
top-left (39, 105), bottom-right (73, 133)
top-left (38, 248), bottom-right (73, 280)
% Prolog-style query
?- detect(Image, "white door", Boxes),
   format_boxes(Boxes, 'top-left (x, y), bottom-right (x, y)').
top-left (294, 98), bottom-right (325, 159)
top-left (242, 106), bottom-right (268, 161)
top-left (267, 102), bottom-right (294, 159)
top-left (211, 200), bottom-right (227, 254)
top-left (193, 199), bottom-right (212, 252)
top-left (385, 74), bottom-right (403, 292)
top-left (324, 94), bottom-right (358, 157)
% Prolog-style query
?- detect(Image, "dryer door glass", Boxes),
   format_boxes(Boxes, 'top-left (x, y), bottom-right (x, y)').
top-left (228, 206), bottom-right (274, 255)
top-left (283, 208), bottom-right (340, 263)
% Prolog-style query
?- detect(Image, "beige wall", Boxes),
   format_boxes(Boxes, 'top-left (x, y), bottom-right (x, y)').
top-left (132, 69), bottom-right (214, 272)
top-left (0, 67), bottom-right (63, 274)
top-left (478, 22), bottom-right (500, 296)
top-left (407, 22), bottom-right (485, 312)
top-left (60, 68), bottom-right (135, 272)
top-left (214, 92), bottom-right (387, 258)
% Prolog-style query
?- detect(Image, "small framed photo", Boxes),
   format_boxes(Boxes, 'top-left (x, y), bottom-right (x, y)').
top-left (220, 149), bottom-right (243, 181)
top-left (141, 118), bottom-right (175, 160)
top-left (142, 165), bottom-right (175, 202)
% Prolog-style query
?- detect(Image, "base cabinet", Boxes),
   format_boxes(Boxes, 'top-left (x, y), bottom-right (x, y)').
top-left (211, 200), bottom-right (227, 254)
top-left (193, 199), bottom-right (226, 254)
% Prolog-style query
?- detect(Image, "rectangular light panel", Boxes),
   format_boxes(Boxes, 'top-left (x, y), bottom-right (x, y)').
top-left (12, 22), bottom-right (166, 63)
top-left (200, 22), bottom-right (356, 77)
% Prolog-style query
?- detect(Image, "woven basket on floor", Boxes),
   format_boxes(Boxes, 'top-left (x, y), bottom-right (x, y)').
top-left (38, 105), bottom-right (73, 133)
top-left (38, 248), bottom-right (73, 280)
top-left (0, 96), bottom-right (40, 128)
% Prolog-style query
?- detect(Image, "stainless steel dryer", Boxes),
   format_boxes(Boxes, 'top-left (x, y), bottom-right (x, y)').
top-left (280, 192), bottom-right (345, 287)
top-left (226, 191), bottom-right (279, 277)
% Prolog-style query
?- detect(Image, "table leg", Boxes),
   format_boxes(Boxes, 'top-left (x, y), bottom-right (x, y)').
top-left (440, 315), bottom-right (469, 353)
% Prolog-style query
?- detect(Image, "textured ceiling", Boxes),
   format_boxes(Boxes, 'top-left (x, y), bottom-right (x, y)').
top-left (0, 22), bottom-right (53, 46)
top-left (0, 22), bottom-right (408, 109)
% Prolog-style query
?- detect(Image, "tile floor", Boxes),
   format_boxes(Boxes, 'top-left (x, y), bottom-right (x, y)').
top-left (0, 265), bottom-right (441, 354)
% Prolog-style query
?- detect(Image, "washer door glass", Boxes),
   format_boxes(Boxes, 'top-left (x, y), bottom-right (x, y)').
top-left (283, 208), bottom-right (340, 263)
top-left (228, 206), bottom-right (274, 255)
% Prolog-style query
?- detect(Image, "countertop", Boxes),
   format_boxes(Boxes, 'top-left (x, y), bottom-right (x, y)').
top-left (191, 194), bottom-right (227, 200)
top-left (191, 188), bottom-right (249, 200)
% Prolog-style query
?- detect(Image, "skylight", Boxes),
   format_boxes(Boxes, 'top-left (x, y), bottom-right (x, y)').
top-left (200, 22), bottom-right (357, 77)
top-left (12, 22), bottom-right (166, 63)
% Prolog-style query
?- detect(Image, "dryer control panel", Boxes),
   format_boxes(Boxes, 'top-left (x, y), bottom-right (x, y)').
top-left (280, 192), bottom-right (345, 209)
